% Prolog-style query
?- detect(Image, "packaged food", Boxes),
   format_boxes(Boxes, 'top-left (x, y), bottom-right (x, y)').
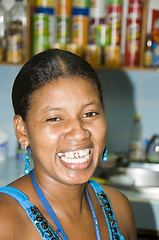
top-left (6, 0), bottom-right (27, 63)
top-left (85, 44), bottom-right (102, 65)
top-left (88, 0), bottom-right (106, 44)
top-left (66, 43), bottom-right (83, 56)
top-left (56, 15), bottom-right (71, 44)
top-left (104, 45), bottom-right (120, 66)
top-left (36, 0), bottom-right (55, 7)
top-left (106, 4), bottom-right (123, 46)
top-left (72, 0), bottom-right (90, 8)
top-left (32, 13), bottom-right (49, 55)
top-left (72, 8), bottom-right (89, 50)
top-left (95, 24), bottom-right (111, 46)
top-left (124, 4), bottom-right (143, 66)
top-left (57, 0), bottom-right (71, 15)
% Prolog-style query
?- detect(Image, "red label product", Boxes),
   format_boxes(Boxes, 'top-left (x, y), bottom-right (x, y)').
top-left (124, 4), bottom-right (143, 66)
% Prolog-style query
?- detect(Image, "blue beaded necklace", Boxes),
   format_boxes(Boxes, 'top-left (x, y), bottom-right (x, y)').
top-left (31, 170), bottom-right (101, 240)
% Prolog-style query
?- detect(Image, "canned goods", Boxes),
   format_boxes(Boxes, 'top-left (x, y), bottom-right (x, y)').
top-left (56, 15), bottom-right (71, 44)
top-left (35, 0), bottom-right (55, 7)
top-left (88, 17), bottom-right (105, 44)
top-left (50, 42), bottom-right (66, 50)
top-left (57, 0), bottom-right (71, 15)
top-left (72, 15), bottom-right (88, 47)
top-left (36, 7), bottom-right (56, 46)
top-left (0, 37), bottom-right (4, 61)
top-left (125, 4), bottom-right (143, 66)
top-left (129, 0), bottom-right (142, 4)
top-left (72, 0), bottom-right (90, 8)
top-left (66, 43), bottom-right (83, 57)
top-left (104, 45), bottom-right (120, 66)
top-left (72, 8), bottom-right (89, 49)
top-left (106, 4), bottom-right (122, 46)
top-left (90, 0), bottom-right (105, 9)
top-left (95, 24), bottom-right (111, 46)
top-left (128, 4), bottom-right (143, 19)
top-left (32, 13), bottom-right (49, 55)
top-left (107, 0), bottom-right (122, 4)
top-left (85, 44), bottom-right (102, 65)
top-left (6, 34), bottom-right (23, 63)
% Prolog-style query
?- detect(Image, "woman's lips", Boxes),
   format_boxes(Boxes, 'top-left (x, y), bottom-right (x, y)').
top-left (57, 148), bottom-right (91, 164)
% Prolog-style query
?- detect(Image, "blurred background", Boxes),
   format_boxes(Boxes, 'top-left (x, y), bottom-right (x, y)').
top-left (0, 0), bottom-right (159, 239)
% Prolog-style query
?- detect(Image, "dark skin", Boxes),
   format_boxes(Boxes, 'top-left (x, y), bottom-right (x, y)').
top-left (0, 77), bottom-right (137, 239)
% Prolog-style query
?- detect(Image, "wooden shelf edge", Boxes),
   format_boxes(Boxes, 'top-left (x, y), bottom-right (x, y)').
top-left (0, 62), bottom-right (159, 71)
top-left (93, 65), bottom-right (159, 71)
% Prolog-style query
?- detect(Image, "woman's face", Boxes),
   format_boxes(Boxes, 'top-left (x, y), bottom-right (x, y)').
top-left (24, 77), bottom-right (107, 185)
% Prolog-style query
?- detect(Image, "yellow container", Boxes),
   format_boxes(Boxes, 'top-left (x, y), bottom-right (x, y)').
top-left (66, 43), bottom-right (83, 57)
top-left (72, 15), bottom-right (88, 49)
top-left (104, 45), bottom-right (120, 66)
top-left (57, 0), bottom-right (71, 15)
top-left (85, 44), bottom-right (102, 65)
top-left (34, 0), bottom-right (55, 7)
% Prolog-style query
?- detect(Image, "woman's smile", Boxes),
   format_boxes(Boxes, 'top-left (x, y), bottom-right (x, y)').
top-left (57, 147), bottom-right (93, 170)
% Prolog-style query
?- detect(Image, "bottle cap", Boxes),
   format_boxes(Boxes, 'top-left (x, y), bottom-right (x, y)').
top-left (134, 114), bottom-right (141, 120)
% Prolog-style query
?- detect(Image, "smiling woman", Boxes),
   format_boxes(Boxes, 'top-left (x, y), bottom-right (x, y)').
top-left (0, 49), bottom-right (136, 240)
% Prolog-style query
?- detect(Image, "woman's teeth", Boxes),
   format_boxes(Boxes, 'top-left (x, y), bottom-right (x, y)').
top-left (58, 148), bottom-right (91, 164)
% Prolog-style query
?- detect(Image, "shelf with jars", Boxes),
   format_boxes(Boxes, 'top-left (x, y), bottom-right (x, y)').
top-left (0, 0), bottom-right (159, 71)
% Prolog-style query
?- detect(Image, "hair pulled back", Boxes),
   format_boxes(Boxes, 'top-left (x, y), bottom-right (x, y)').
top-left (12, 49), bottom-right (103, 121)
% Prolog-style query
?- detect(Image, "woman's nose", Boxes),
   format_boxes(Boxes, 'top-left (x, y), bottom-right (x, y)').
top-left (64, 119), bottom-right (91, 142)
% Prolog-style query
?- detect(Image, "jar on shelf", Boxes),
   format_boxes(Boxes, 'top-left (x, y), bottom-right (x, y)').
top-left (6, 0), bottom-right (27, 63)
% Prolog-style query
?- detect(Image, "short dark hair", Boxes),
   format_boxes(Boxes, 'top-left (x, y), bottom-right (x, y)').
top-left (12, 49), bottom-right (103, 121)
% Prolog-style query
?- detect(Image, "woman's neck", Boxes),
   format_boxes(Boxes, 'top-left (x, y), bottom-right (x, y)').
top-left (33, 168), bottom-right (88, 215)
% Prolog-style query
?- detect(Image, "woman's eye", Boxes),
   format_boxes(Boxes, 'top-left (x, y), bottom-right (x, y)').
top-left (83, 112), bottom-right (98, 118)
top-left (47, 117), bottom-right (61, 122)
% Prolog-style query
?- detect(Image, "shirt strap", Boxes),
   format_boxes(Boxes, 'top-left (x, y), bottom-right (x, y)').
top-left (89, 180), bottom-right (125, 240)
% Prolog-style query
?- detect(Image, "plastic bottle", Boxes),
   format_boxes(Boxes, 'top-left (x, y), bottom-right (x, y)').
top-left (6, 0), bottom-right (27, 63)
top-left (129, 114), bottom-right (143, 161)
top-left (0, 0), bottom-right (6, 61)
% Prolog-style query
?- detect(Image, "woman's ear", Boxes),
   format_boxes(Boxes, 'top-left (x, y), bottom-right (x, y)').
top-left (13, 115), bottom-right (29, 147)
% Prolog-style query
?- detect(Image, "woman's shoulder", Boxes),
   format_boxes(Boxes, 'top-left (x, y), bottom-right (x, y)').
top-left (101, 184), bottom-right (130, 204)
top-left (99, 184), bottom-right (137, 240)
top-left (0, 177), bottom-right (33, 239)
top-left (0, 190), bottom-right (23, 239)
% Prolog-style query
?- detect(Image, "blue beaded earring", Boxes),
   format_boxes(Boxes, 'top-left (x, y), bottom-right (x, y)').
top-left (102, 147), bottom-right (108, 161)
top-left (24, 146), bottom-right (30, 175)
